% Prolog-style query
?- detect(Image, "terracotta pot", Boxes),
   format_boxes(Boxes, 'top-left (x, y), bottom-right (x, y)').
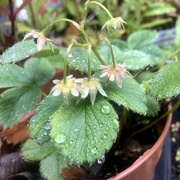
top-left (108, 106), bottom-right (172, 180)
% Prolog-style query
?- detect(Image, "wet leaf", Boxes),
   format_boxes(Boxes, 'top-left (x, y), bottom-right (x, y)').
top-left (106, 77), bottom-right (147, 114)
top-left (22, 139), bottom-right (55, 161)
top-left (29, 96), bottom-right (63, 140)
top-left (50, 97), bottom-right (119, 164)
top-left (60, 47), bottom-right (99, 73)
top-left (128, 30), bottom-right (158, 49)
top-left (40, 151), bottom-right (69, 180)
top-left (0, 64), bottom-right (30, 88)
top-left (116, 50), bottom-right (152, 70)
top-left (0, 40), bottom-right (38, 64)
top-left (0, 87), bottom-right (41, 128)
top-left (149, 61), bottom-right (180, 99)
top-left (24, 58), bottom-right (54, 86)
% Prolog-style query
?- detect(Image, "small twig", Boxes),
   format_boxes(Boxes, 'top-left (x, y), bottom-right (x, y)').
top-left (0, 5), bottom-right (9, 16)
top-left (133, 65), bottom-right (150, 78)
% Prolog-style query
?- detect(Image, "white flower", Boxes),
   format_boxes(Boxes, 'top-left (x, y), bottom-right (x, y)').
top-left (23, 30), bottom-right (51, 51)
top-left (99, 64), bottom-right (127, 88)
top-left (51, 75), bottom-right (83, 103)
top-left (102, 17), bottom-right (126, 34)
top-left (80, 77), bottom-right (107, 105)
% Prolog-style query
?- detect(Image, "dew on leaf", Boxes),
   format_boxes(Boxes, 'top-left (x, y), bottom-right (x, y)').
top-left (68, 53), bottom-right (73, 58)
top-left (101, 105), bottom-right (111, 115)
top-left (54, 134), bottom-right (66, 144)
top-left (97, 155), bottom-right (105, 164)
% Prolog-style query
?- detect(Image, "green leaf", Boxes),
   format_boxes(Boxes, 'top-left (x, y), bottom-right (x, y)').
top-left (60, 46), bottom-right (99, 73)
top-left (175, 17), bottom-right (180, 48)
top-left (22, 139), bottom-right (55, 161)
top-left (97, 42), bottom-right (122, 64)
top-left (0, 64), bottom-right (30, 88)
top-left (46, 55), bottom-right (64, 69)
top-left (110, 39), bottom-right (128, 50)
top-left (145, 95), bottom-right (159, 117)
top-left (143, 2), bottom-right (176, 17)
top-left (29, 96), bottom-right (63, 139)
top-left (116, 50), bottom-right (152, 70)
top-left (0, 40), bottom-right (38, 64)
top-left (60, 43), bottom-right (122, 73)
top-left (40, 151), bottom-right (68, 180)
top-left (139, 44), bottom-right (165, 65)
top-left (128, 30), bottom-right (158, 49)
top-left (24, 58), bottom-right (54, 86)
top-left (140, 18), bottom-right (172, 29)
top-left (0, 86), bottom-right (41, 128)
top-left (149, 61), bottom-right (180, 99)
top-left (51, 98), bottom-right (119, 164)
top-left (106, 78), bottom-right (147, 114)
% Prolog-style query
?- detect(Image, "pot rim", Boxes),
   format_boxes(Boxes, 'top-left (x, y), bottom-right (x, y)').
top-left (108, 104), bottom-right (172, 180)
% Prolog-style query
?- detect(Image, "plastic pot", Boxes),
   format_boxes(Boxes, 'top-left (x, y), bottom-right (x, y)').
top-left (108, 106), bottom-right (172, 180)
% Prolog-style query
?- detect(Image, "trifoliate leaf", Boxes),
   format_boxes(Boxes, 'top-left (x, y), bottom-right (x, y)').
top-left (106, 78), bottom-right (147, 115)
top-left (97, 42), bottom-right (122, 64)
top-left (110, 39), bottom-right (128, 50)
top-left (22, 139), bottom-right (55, 161)
top-left (40, 151), bottom-right (69, 180)
top-left (50, 97), bottom-right (119, 164)
top-left (139, 44), bottom-right (165, 65)
top-left (0, 87), bottom-right (41, 128)
top-left (0, 64), bottom-right (30, 88)
top-left (60, 47), bottom-right (100, 73)
top-left (149, 61), bottom-right (180, 99)
top-left (128, 30), bottom-right (158, 49)
top-left (29, 96), bottom-right (63, 139)
top-left (116, 50), bottom-right (152, 70)
top-left (24, 58), bottom-right (54, 86)
top-left (0, 40), bottom-right (38, 64)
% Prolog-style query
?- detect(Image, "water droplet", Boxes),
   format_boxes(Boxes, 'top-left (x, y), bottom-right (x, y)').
top-left (74, 128), bottom-right (79, 132)
top-left (68, 53), bottom-right (73, 58)
top-left (54, 134), bottom-right (66, 144)
top-left (91, 147), bottom-right (98, 155)
top-left (101, 105), bottom-right (111, 114)
top-left (97, 155), bottom-right (105, 164)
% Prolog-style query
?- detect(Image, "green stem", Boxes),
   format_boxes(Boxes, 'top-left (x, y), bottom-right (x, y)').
top-left (41, 18), bottom-right (80, 35)
top-left (88, 43), bottom-right (92, 81)
top-left (86, 1), bottom-right (113, 19)
top-left (167, 48), bottom-right (180, 60)
top-left (80, 28), bottom-right (106, 65)
top-left (103, 36), bottom-right (116, 67)
top-left (128, 98), bottom-right (180, 139)
top-left (92, 46), bottom-right (106, 65)
top-left (63, 43), bottom-right (74, 84)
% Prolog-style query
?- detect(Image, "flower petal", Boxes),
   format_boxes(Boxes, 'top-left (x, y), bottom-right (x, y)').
top-left (52, 89), bottom-right (61, 96)
top-left (53, 79), bottom-right (61, 84)
top-left (90, 89), bottom-right (97, 105)
top-left (97, 83), bottom-right (107, 97)
top-left (81, 87), bottom-right (89, 99)
top-left (71, 88), bottom-right (79, 97)
top-left (37, 37), bottom-right (46, 51)
top-left (109, 74), bottom-right (115, 81)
